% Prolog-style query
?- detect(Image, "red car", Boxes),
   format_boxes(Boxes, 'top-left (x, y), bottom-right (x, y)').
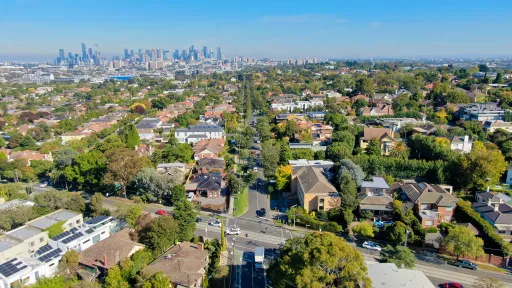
top-left (156, 210), bottom-right (168, 216)
top-left (441, 283), bottom-right (463, 288)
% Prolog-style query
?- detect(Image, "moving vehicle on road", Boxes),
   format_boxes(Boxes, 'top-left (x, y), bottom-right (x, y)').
top-left (208, 220), bottom-right (221, 227)
top-left (256, 208), bottom-right (266, 217)
top-left (441, 283), bottom-right (463, 288)
top-left (362, 241), bottom-right (382, 251)
top-left (156, 210), bottom-right (168, 216)
top-left (225, 227), bottom-right (241, 235)
top-left (255, 247), bottom-right (264, 269)
top-left (450, 259), bottom-right (478, 270)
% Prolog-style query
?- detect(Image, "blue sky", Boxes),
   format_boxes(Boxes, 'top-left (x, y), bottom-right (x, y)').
top-left (1, 0), bottom-right (511, 60)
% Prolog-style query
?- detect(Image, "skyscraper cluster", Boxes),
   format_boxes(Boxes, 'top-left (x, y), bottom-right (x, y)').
top-left (171, 45), bottom-right (222, 62)
top-left (56, 43), bottom-right (100, 66)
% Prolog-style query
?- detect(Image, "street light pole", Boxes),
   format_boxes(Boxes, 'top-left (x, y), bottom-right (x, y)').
top-left (405, 229), bottom-right (410, 247)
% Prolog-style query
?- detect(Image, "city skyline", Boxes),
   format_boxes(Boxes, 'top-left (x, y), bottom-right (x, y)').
top-left (1, 0), bottom-right (512, 60)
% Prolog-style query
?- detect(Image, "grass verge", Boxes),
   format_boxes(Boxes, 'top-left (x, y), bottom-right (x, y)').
top-left (233, 187), bottom-right (249, 217)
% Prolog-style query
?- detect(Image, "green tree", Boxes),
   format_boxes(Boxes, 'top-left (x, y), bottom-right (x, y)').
top-left (385, 221), bottom-right (414, 245)
top-left (19, 135), bottom-right (37, 147)
top-left (7, 133), bottom-right (22, 148)
top-left (66, 150), bottom-right (107, 190)
top-left (255, 117), bottom-right (272, 142)
top-left (389, 142), bottom-right (409, 159)
top-left (31, 276), bottom-right (66, 288)
top-left (116, 206), bottom-right (143, 228)
top-left (162, 143), bottom-right (194, 163)
top-left (173, 198), bottom-right (197, 241)
top-left (339, 171), bottom-right (359, 226)
top-left (221, 220), bottom-right (226, 251)
top-left (493, 73), bottom-right (504, 84)
top-left (104, 266), bottom-right (129, 288)
top-left (338, 159), bottom-right (365, 187)
top-left (171, 184), bottom-right (186, 204)
top-left (121, 123), bottom-right (140, 149)
top-left (442, 225), bottom-right (484, 260)
top-left (352, 222), bottom-right (374, 238)
top-left (380, 246), bottom-right (415, 268)
top-left (261, 141), bottom-right (281, 178)
top-left (268, 232), bottom-right (372, 288)
top-left (355, 76), bottom-right (375, 96)
top-left (54, 148), bottom-right (79, 169)
top-left (139, 215), bottom-right (179, 254)
top-left (365, 138), bottom-right (381, 156)
top-left (132, 168), bottom-right (178, 200)
top-left (58, 250), bottom-right (79, 281)
top-left (458, 144), bottom-right (508, 189)
top-left (88, 193), bottom-right (106, 217)
top-left (104, 149), bottom-right (151, 197)
top-left (142, 272), bottom-right (170, 288)
top-left (0, 137), bottom-right (5, 148)
top-left (326, 142), bottom-right (352, 162)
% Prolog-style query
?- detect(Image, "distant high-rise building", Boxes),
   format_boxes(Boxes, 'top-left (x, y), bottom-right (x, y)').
top-left (173, 49), bottom-right (179, 60)
top-left (157, 48), bottom-right (163, 60)
top-left (124, 49), bottom-right (129, 59)
top-left (182, 49), bottom-right (187, 60)
top-left (216, 47), bottom-right (222, 60)
top-left (81, 43), bottom-right (87, 60)
top-left (88, 48), bottom-right (93, 59)
top-left (130, 49), bottom-right (135, 58)
top-left (58, 49), bottom-right (65, 64)
top-left (209, 48), bottom-right (213, 58)
top-left (94, 44), bottom-right (100, 65)
top-left (203, 46), bottom-right (208, 58)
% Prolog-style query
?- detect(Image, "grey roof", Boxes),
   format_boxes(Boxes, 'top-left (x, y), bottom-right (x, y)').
top-left (0, 199), bottom-right (34, 211)
top-left (367, 263), bottom-right (435, 288)
top-left (294, 166), bottom-right (337, 195)
top-left (157, 163), bottom-right (186, 169)
top-left (0, 237), bottom-right (22, 253)
top-left (187, 134), bottom-right (208, 139)
top-left (28, 210), bottom-right (80, 230)
top-left (6, 226), bottom-right (43, 241)
top-left (191, 173), bottom-right (222, 190)
top-left (175, 124), bottom-right (223, 133)
top-left (197, 158), bottom-right (225, 169)
top-left (472, 202), bottom-right (512, 225)
top-left (398, 183), bottom-right (458, 206)
top-left (361, 177), bottom-right (390, 189)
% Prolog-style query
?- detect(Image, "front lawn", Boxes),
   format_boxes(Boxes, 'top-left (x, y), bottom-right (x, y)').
top-left (233, 187), bottom-right (249, 217)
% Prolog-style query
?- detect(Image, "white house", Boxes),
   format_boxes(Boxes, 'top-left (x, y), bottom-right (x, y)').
top-left (448, 135), bottom-right (473, 153)
top-left (174, 125), bottom-right (225, 144)
top-left (48, 216), bottom-right (113, 253)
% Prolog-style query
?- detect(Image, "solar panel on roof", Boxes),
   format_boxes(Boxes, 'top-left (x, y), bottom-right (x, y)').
top-left (52, 230), bottom-right (72, 241)
top-left (61, 232), bottom-right (84, 244)
top-left (0, 259), bottom-right (27, 277)
top-left (85, 215), bottom-right (109, 225)
top-left (36, 245), bottom-right (52, 255)
top-left (37, 248), bottom-right (63, 262)
top-left (85, 228), bottom-right (95, 234)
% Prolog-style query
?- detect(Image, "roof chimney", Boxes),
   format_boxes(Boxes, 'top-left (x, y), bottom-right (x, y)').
top-left (494, 203), bottom-right (500, 212)
top-left (487, 186), bottom-right (490, 192)
top-left (464, 135), bottom-right (469, 143)
top-left (103, 254), bottom-right (108, 267)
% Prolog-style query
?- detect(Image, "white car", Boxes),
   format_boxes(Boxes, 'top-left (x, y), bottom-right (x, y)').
top-left (208, 220), bottom-right (222, 227)
top-left (39, 182), bottom-right (48, 188)
top-left (362, 241), bottom-right (381, 251)
top-left (225, 227), bottom-right (241, 235)
top-left (253, 167), bottom-right (258, 171)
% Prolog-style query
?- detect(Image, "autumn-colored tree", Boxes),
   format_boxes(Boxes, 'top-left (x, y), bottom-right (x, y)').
top-left (105, 149), bottom-right (152, 198)
top-left (275, 165), bottom-right (292, 191)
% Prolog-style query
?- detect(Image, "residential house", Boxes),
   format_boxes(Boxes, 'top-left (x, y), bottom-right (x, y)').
top-left (291, 166), bottom-right (340, 213)
top-left (311, 123), bottom-right (333, 144)
top-left (458, 103), bottom-right (505, 121)
top-left (174, 125), bottom-right (225, 144)
top-left (393, 88), bottom-right (412, 98)
top-left (395, 182), bottom-right (458, 227)
top-left (156, 163), bottom-right (186, 182)
top-left (483, 120), bottom-right (512, 133)
top-left (473, 192), bottom-right (512, 237)
top-left (445, 135), bottom-right (473, 153)
top-left (359, 177), bottom-right (393, 218)
top-left (192, 139), bottom-right (225, 160)
top-left (197, 158), bottom-right (225, 174)
top-left (307, 111), bottom-right (327, 120)
top-left (351, 94), bottom-right (369, 103)
top-left (60, 131), bottom-right (88, 143)
top-left (359, 127), bottom-right (399, 156)
top-left (1, 150), bottom-right (53, 166)
top-left (143, 242), bottom-right (208, 288)
top-left (360, 103), bottom-right (394, 117)
top-left (288, 159), bottom-right (334, 170)
top-left (412, 124), bottom-right (437, 136)
top-left (186, 173), bottom-right (222, 198)
top-left (49, 216), bottom-right (114, 253)
top-left (0, 254), bottom-right (63, 288)
top-left (136, 118), bottom-right (162, 141)
top-left (78, 228), bottom-right (144, 279)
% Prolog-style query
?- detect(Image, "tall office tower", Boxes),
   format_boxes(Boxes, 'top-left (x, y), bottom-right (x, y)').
top-left (157, 48), bottom-right (163, 60)
top-left (67, 52), bottom-right (73, 63)
top-left (203, 46), bottom-right (208, 58)
top-left (58, 49), bottom-right (65, 64)
top-left (138, 49), bottom-right (142, 57)
top-left (190, 45), bottom-right (195, 54)
top-left (81, 43), bottom-right (87, 59)
top-left (94, 44), bottom-right (100, 65)
top-left (124, 49), bottom-right (129, 59)
top-left (173, 49), bottom-right (179, 60)
top-left (182, 49), bottom-right (187, 60)
top-left (216, 47), bottom-right (222, 60)
top-left (88, 48), bottom-right (93, 59)
top-left (209, 48), bottom-right (213, 58)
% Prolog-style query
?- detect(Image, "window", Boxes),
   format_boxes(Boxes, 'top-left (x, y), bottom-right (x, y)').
top-left (83, 239), bottom-right (90, 244)
top-left (29, 241), bottom-right (35, 247)
top-left (39, 237), bottom-right (45, 243)
top-left (424, 221), bottom-right (434, 226)
top-left (49, 263), bottom-right (55, 267)
top-left (76, 219), bottom-right (81, 224)
top-left (498, 230), bottom-right (507, 234)
top-left (445, 207), bottom-right (453, 212)
top-left (101, 231), bottom-right (106, 235)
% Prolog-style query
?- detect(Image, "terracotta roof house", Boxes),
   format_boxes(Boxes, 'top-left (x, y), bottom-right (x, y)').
top-left (395, 182), bottom-right (458, 228)
top-left (360, 103), bottom-right (394, 117)
top-left (359, 127), bottom-right (399, 156)
top-left (143, 242), bottom-right (208, 288)
top-left (80, 122), bottom-right (113, 134)
top-left (359, 177), bottom-right (393, 219)
top-left (7, 150), bottom-right (53, 165)
top-left (193, 139), bottom-right (225, 160)
top-left (291, 166), bottom-right (339, 213)
top-left (351, 94), bottom-right (370, 103)
top-left (78, 229), bottom-right (144, 278)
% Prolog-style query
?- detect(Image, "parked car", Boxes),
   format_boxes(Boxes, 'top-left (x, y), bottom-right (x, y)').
top-left (225, 227), bottom-right (241, 235)
top-left (156, 210), bottom-right (169, 216)
top-left (373, 220), bottom-right (394, 228)
top-left (441, 283), bottom-right (463, 288)
top-left (253, 167), bottom-right (258, 172)
top-left (196, 217), bottom-right (202, 223)
top-left (39, 181), bottom-right (48, 188)
top-left (451, 259), bottom-right (478, 270)
top-left (208, 220), bottom-right (222, 227)
top-left (362, 241), bottom-right (381, 251)
top-left (256, 208), bottom-right (266, 217)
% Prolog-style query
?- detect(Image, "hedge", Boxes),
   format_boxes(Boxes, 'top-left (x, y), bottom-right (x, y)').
top-left (287, 207), bottom-right (342, 233)
top-left (455, 200), bottom-right (509, 256)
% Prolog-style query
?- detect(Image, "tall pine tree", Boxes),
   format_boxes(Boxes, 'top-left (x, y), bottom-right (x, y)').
top-left (121, 123), bottom-right (140, 149)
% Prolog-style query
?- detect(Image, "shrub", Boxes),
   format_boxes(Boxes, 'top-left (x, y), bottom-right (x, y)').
top-left (286, 207), bottom-right (342, 233)
top-left (424, 227), bottom-right (439, 233)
